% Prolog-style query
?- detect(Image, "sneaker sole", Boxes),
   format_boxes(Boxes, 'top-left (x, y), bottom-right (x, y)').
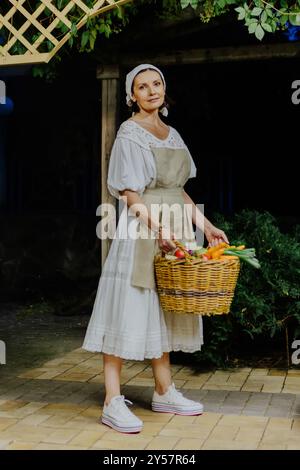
top-left (101, 416), bottom-right (143, 434)
top-left (151, 402), bottom-right (203, 416)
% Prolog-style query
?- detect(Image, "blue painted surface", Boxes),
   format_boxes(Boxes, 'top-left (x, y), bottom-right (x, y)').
top-left (283, 22), bottom-right (300, 41)
top-left (0, 96), bottom-right (14, 115)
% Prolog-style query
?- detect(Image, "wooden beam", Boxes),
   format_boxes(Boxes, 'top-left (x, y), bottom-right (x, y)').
top-left (115, 42), bottom-right (300, 66)
top-left (98, 64), bottom-right (119, 268)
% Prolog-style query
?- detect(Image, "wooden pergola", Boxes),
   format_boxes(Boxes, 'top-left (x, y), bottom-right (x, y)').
top-left (0, 0), bottom-right (132, 66)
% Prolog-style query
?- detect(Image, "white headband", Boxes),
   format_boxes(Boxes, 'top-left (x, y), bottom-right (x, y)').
top-left (125, 63), bottom-right (168, 117)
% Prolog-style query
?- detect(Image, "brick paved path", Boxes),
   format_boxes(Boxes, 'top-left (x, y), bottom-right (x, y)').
top-left (1, 349), bottom-right (300, 450)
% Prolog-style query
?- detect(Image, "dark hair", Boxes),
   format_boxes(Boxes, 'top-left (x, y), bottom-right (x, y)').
top-left (129, 67), bottom-right (173, 115)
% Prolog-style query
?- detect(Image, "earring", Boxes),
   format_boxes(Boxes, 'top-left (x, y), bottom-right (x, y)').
top-left (159, 101), bottom-right (168, 117)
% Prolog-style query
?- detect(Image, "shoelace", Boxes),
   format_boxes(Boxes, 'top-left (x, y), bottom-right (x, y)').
top-left (170, 386), bottom-right (184, 400)
top-left (113, 395), bottom-right (133, 408)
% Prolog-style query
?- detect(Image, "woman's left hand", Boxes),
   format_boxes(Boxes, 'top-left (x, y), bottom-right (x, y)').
top-left (205, 225), bottom-right (229, 247)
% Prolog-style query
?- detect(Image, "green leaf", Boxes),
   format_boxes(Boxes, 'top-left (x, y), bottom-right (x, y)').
top-left (289, 14), bottom-right (300, 26)
top-left (245, 18), bottom-right (259, 26)
top-left (261, 10), bottom-right (267, 22)
top-left (80, 31), bottom-right (89, 49)
top-left (189, 0), bottom-right (198, 9)
top-left (99, 24), bottom-right (107, 34)
top-left (280, 14), bottom-right (289, 26)
top-left (180, 0), bottom-right (191, 8)
top-left (249, 21), bottom-right (258, 33)
top-left (89, 28), bottom-right (97, 49)
top-left (280, 0), bottom-right (288, 8)
top-left (271, 19), bottom-right (277, 32)
top-left (255, 23), bottom-right (265, 40)
top-left (71, 22), bottom-right (78, 37)
top-left (262, 22), bottom-right (272, 32)
top-left (235, 7), bottom-right (246, 20)
top-left (114, 6), bottom-right (124, 19)
top-left (266, 8), bottom-right (274, 17)
top-left (251, 7), bottom-right (263, 16)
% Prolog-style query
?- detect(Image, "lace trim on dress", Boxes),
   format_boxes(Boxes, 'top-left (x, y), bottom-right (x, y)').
top-left (82, 342), bottom-right (203, 360)
top-left (117, 120), bottom-right (187, 150)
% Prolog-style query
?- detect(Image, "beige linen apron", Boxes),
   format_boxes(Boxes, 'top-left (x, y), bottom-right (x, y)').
top-left (131, 147), bottom-right (196, 289)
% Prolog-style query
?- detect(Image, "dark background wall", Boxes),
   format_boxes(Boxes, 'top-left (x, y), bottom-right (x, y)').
top-left (0, 58), bottom-right (100, 216)
top-left (1, 55), bottom-right (299, 220)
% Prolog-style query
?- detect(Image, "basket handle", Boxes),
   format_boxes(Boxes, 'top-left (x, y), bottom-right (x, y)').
top-left (160, 240), bottom-right (191, 258)
top-left (173, 240), bottom-right (191, 258)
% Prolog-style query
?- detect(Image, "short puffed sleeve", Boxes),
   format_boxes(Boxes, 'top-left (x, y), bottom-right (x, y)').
top-left (107, 137), bottom-right (154, 199)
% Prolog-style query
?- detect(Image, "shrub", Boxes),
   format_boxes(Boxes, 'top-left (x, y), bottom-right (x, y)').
top-left (193, 210), bottom-right (300, 368)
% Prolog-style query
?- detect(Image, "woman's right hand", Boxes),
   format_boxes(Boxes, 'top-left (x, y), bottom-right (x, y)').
top-left (158, 228), bottom-right (177, 253)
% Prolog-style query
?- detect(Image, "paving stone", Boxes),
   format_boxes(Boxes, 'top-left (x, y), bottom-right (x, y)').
top-left (181, 390), bottom-right (208, 400)
top-left (42, 428), bottom-right (82, 444)
top-left (3, 321), bottom-right (300, 451)
top-left (264, 407), bottom-right (291, 418)
top-left (0, 418), bottom-right (18, 431)
top-left (218, 406), bottom-right (243, 414)
top-left (227, 391), bottom-right (251, 400)
top-left (201, 439), bottom-right (258, 450)
top-left (242, 409), bottom-right (268, 416)
top-left (4, 441), bottom-right (37, 450)
top-left (244, 400), bottom-right (270, 408)
top-left (269, 397), bottom-right (295, 407)
top-left (159, 423), bottom-right (212, 439)
top-left (201, 404), bottom-right (221, 412)
top-left (0, 439), bottom-right (13, 449)
top-left (223, 398), bottom-right (248, 407)
top-left (266, 417), bottom-right (293, 430)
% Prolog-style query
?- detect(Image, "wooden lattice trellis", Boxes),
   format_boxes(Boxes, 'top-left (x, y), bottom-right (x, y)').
top-left (0, 0), bottom-right (132, 66)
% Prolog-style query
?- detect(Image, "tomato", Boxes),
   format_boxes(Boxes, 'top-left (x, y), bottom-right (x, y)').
top-left (174, 248), bottom-right (185, 259)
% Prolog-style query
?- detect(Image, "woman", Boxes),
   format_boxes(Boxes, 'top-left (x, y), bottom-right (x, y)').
top-left (82, 64), bottom-right (229, 434)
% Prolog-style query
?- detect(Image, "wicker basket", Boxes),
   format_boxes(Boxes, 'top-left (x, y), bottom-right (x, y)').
top-left (154, 243), bottom-right (240, 316)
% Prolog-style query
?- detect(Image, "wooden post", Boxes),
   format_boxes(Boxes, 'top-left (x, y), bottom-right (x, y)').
top-left (97, 64), bottom-right (119, 268)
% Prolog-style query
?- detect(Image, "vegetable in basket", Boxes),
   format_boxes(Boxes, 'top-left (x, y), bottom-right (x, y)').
top-left (167, 241), bottom-right (261, 269)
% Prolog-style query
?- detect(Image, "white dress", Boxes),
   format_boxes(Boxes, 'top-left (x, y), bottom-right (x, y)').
top-left (82, 120), bottom-right (204, 360)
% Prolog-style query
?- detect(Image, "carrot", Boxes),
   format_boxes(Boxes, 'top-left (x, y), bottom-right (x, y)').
top-left (220, 255), bottom-right (239, 260)
top-left (211, 248), bottom-right (225, 259)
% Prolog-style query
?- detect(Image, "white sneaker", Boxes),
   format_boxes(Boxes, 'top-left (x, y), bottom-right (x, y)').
top-left (101, 395), bottom-right (143, 433)
top-left (152, 383), bottom-right (204, 416)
